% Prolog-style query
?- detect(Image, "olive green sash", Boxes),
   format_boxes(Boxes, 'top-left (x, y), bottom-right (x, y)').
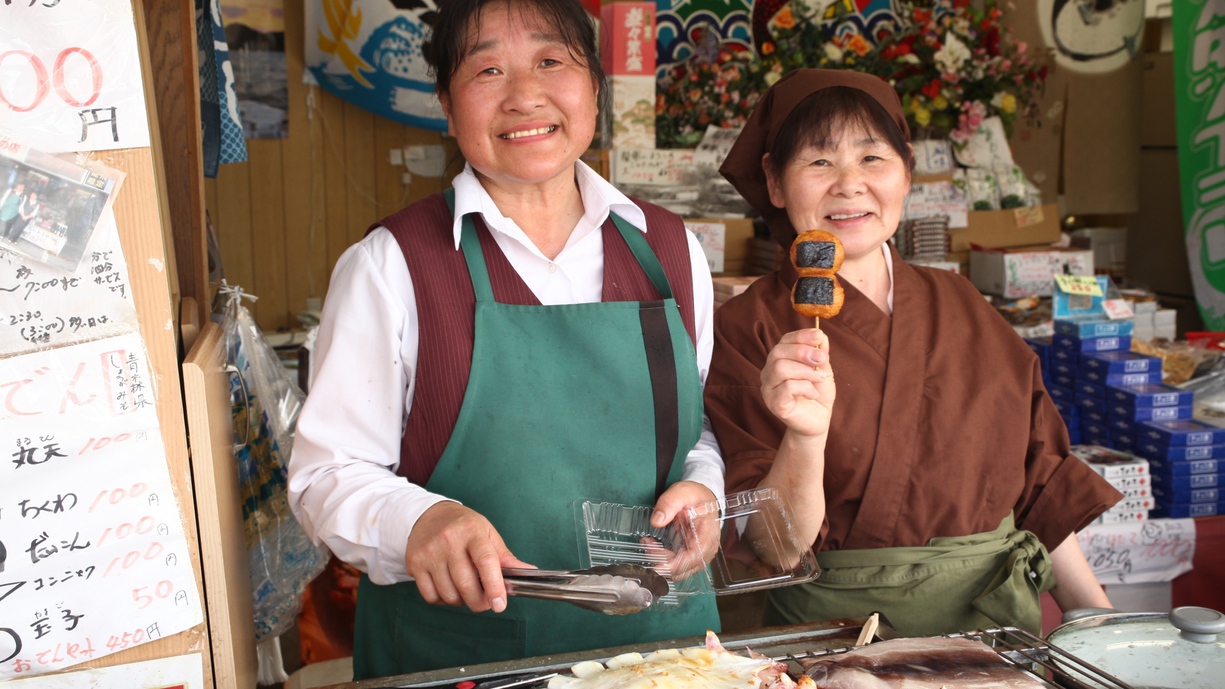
top-left (764, 514), bottom-right (1053, 636)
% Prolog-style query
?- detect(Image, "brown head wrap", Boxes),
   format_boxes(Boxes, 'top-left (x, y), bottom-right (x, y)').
top-left (719, 69), bottom-right (910, 247)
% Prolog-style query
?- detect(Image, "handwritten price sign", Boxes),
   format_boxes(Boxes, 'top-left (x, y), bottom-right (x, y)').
top-left (1054, 274), bottom-right (1105, 298)
top-left (0, 333), bottom-right (202, 680)
top-left (1077, 518), bottom-right (1197, 585)
top-left (0, 0), bottom-right (150, 152)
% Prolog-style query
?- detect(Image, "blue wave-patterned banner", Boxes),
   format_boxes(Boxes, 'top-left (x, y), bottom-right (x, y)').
top-left (306, 0), bottom-right (447, 132)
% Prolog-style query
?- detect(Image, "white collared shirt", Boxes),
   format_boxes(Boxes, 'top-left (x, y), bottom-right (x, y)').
top-left (288, 162), bottom-right (724, 584)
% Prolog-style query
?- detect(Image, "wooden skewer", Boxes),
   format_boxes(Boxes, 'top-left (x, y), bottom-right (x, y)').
top-left (855, 612), bottom-right (879, 646)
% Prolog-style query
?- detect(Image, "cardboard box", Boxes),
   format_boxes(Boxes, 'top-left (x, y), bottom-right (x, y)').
top-left (949, 203), bottom-right (1061, 252)
top-left (969, 245), bottom-right (1094, 298)
top-left (685, 217), bottom-right (753, 275)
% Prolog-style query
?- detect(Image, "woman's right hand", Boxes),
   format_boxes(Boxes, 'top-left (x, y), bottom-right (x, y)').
top-left (761, 327), bottom-right (835, 439)
top-left (405, 502), bottom-right (533, 614)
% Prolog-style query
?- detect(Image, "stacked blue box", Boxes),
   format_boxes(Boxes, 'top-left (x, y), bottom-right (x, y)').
top-left (1138, 419), bottom-right (1225, 446)
top-left (1054, 319), bottom-right (1135, 339)
top-left (1126, 415), bottom-right (1225, 519)
top-left (1152, 501), bottom-right (1225, 518)
top-left (1080, 369), bottom-right (1163, 386)
top-left (1147, 457), bottom-right (1222, 476)
top-left (1151, 471), bottom-right (1222, 490)
top-left (1057, 348), bottom-right (1161, 451)
top-left (1052, 333), bottom-right (1132, 353)
top-left (1079, 351), bottom-right (1162, 375)
top-left (1136, 443), bottom-right (1225, 462)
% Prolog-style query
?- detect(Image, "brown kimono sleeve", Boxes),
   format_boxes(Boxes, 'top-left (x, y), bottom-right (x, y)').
top-left (1013, 358), bottom-right (1124, 551)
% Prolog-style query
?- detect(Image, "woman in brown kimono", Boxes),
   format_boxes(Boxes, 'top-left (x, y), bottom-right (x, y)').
top-left (708, 69), bottom-right (1122, 636)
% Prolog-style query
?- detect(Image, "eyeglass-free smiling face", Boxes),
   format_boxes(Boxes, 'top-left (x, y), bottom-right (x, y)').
top-left (439, 1), bottom-right (599, 195)
top-left (764, 123), bottom-right (911, 264)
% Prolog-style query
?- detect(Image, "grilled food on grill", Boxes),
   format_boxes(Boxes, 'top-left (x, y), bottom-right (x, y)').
top-left (547, 631), bottom-right (813, 689)
top-left (800, 636), bottom-right (1049, 688)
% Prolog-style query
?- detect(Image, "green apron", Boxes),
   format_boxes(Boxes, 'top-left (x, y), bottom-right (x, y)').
top-left (764, 514), bottom-right (1053, 636)
top-left (352, 200), bottom-right (720, 680)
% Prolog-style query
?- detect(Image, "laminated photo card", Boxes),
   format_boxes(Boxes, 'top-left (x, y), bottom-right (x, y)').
top-left (0, 134), bottom-right (123, 273)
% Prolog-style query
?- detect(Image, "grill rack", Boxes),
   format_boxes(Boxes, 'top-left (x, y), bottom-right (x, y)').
top-left (771, 627), bottom-right (1135, 689)
top-left (337, 620), bottom-right (1137, 689)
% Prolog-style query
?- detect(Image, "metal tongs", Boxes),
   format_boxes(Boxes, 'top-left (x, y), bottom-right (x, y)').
top-left (502, 564), bottom-right (670, 616)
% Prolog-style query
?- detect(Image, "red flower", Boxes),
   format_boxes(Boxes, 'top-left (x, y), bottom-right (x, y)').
top-left (983, 26), bottom-right (1001, 55)
top-left (921, 78), bottom-right (942, 98)
top-left (954, 0), bottom-right (970, 7)
top-left (914, 8), bottom-right (931, 24)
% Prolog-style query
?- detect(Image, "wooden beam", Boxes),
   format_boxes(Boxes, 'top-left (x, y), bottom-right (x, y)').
top-left (141, 0), bottom-right (209, 327)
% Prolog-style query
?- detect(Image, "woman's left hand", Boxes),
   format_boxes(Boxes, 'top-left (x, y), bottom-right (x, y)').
top-left (650, 481), bottom-right (721, 579)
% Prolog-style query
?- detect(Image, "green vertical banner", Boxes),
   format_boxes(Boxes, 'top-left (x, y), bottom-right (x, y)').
top-left (1175, 1), bottom-right (1225, 329)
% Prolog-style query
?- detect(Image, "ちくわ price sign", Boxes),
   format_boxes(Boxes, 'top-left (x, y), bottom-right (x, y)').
top-left (0, 333), bottom-right (202, 679)
top-left (0, 0), bottom-right (150, 152)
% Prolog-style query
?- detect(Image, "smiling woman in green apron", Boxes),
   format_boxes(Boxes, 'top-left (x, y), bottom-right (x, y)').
top-left (287, 0), bottom-right (721, 680)
top-left (705, 70), bottom-right (1124, 637)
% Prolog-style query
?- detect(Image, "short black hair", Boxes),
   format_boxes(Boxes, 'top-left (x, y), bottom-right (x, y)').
top-left (765, 86), bottom-right (914, 177)
top-left (422, 0), bottom-right (606, 107)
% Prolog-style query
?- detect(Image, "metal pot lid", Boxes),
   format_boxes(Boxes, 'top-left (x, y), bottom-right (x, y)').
top-left (1046, 607), bottom-right (1225, 689)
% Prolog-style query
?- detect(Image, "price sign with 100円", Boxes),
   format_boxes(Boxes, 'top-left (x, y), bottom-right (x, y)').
top-left (0, 332), bottom-right (202, 679)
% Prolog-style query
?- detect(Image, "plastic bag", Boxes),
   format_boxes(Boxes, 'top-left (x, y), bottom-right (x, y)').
top-left (220, 284), bottom-right (329, 641)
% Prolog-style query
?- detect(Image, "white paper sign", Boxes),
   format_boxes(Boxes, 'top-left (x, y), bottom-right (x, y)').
top-left (0, 208), bottom-right (138, 356)
top-left (684, 221), bottom-right (725, 273)
top-left (693, 126), bottom-right (743, 170)
top-left (611, 148), bottom-right (696, 186)
top-left (0, 0), bottom-right (151, 152)
top-left (952, 116), bottom-right (1015, 170)
top-left (903, 181), bottom-right (968, 228)
top-left (5, 651), bottom-right (204, 688)
top-left (0, 334), bottom-right (203, 679)
top-left (1077, 518), bottom-right (1197, 585)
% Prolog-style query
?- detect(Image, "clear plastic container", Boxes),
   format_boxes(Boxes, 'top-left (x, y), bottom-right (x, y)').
top-left (576, 488), bottom-right (820, 610)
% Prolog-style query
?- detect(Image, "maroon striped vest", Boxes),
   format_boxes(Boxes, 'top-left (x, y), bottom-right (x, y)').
top-left (377, 193), bottom-right (697, 486)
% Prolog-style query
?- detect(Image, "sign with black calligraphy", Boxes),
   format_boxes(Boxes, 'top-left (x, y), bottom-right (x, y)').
top-left (1077, 518), bottom-right (1197, 585)
top-left (0, 0), bottom-right (151, 153)
top-left (0, 206), bottom-right (138, 356)
top-left (0, 333), bottom-right (201, 680)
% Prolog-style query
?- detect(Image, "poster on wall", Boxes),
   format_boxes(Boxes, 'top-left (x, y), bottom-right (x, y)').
top-left (1036, 0), bottom-right (1146, 75)
top-left (0, 333), bottom-right (204, 680)
top-left (221, 0), bottom-right (289, 139)
top-left (304, 0), bottom-right (447, 131)
top-left (1173, 1), bottom-right (1225, 330)
top-left (0, 0), bottom-right (151, 153)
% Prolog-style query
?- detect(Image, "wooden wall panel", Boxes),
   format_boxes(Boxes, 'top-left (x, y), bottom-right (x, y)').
top-left (247, 139), bottom-right (288, 329)
top-left (201, 0), bottom-right (451, 333)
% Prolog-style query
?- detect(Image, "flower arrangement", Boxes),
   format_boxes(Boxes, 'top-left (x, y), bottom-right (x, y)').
top-left (655, 0), bottom-right (1048, 149)
top-left (655, 48), bottom-right (783, 149)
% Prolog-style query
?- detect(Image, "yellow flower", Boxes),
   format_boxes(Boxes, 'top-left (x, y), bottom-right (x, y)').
top-left (914, 106), bottom-right (931, 126)
top-left (765, 71), bottom-right (782, 86)
top-left (932, 95), bottom-right (948, 111)
top-left (1001, 93), bottom-right (1017, 114)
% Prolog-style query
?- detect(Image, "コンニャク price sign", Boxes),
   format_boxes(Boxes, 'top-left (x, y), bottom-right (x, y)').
top-left (0, 0), bottom-right (150, 152)
top-left (0, 333), bottom-right (202, 680)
